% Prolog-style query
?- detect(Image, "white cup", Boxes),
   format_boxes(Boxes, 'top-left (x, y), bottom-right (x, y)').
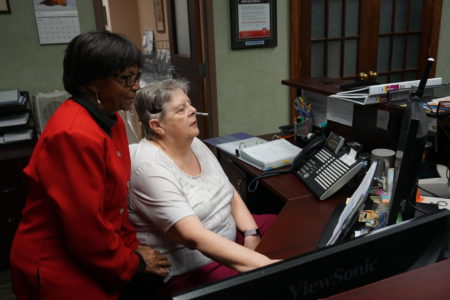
top-left (371, 148), bottom-right (395, 178)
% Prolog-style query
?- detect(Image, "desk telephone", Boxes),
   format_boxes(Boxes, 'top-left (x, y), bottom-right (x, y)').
top-left (291, 132), bottom-right (363, 200)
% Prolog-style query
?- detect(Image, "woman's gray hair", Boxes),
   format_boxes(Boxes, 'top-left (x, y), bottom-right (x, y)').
top-left (135, 79), bottom-right (189, 140)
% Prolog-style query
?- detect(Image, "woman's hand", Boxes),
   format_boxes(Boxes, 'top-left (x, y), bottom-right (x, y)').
top-left (136, 245), bottom-right (171, 276)
top-left (243, 235), bottom-right (261, 250)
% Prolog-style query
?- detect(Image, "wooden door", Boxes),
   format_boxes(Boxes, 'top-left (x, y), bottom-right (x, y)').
top-left (166, 0), bottom-right (216, 139)
top-left (291, 0), bottom-right (442, 83)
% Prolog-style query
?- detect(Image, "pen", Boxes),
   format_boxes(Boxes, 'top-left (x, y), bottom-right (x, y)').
top-left (195, 112), bottom-right (209, 116)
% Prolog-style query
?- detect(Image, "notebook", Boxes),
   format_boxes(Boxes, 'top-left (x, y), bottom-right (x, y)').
top-left (238, 139), bottom-right (301, 171)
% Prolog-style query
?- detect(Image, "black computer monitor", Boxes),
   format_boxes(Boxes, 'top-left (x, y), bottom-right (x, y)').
top-left (387, 100), bottom-right (428, 225)
top-left (172, 210), bottom-right (450, 300)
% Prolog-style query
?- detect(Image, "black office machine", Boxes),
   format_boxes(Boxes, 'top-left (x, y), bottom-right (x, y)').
top-left (292, 132), bottom-right (363, 200)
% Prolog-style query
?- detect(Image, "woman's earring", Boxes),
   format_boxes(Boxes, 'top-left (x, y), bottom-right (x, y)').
top-left (96, 92), bottom-right (101, 105)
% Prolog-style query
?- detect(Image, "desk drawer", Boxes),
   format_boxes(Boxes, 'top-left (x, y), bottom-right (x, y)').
top-left (219, 154), bottom-right (248, 202)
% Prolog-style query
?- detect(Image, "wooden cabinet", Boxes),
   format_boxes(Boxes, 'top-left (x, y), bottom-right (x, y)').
top-left (219, 152), bottom-right (248, 202)
top-left (0, 144), bottom-right (34, 269)
top-left (0, 90), bottom-right (36, 269)
top-left (216, 149), bottom-right (284, 215)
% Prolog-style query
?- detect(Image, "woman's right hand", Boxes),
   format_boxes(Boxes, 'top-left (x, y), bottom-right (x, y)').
top-left (136, 245), bottom-right (171, 276)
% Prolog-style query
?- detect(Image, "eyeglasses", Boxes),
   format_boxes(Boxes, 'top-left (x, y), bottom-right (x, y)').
top-left (114, 72), bottom-right (141, 87)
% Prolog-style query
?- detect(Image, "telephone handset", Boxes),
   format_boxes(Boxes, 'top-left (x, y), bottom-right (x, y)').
top-left (292, 132), bottom-right (363, 200)
top-left (290, 134), bottom-right (327, 172)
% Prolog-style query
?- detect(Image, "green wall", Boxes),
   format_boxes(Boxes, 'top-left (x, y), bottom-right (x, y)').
top-left (1, 1), bottom-right (449, 137)
top-left (213, 1), bottom-right (290, 136)
top-left (436, 0), bottom-right (450, 82)
top-left (0, 1), bottom-right (96, 96)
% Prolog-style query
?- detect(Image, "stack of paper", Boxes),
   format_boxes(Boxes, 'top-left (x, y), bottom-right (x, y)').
top-left (239, 139), bottom-right (302, 171)
top-left (420, 96), bottom-right (450, 113)
top-left (216, 136), bottom-right (267, 157)
top-left (204, 132), bottom-right (255, 148)
top-left (326, 161), bottom-right (378, 246)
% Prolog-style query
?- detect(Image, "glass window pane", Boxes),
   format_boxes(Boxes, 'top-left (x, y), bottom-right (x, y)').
top-left (328, 0), bottom-right (342, 38)
top-left (345, 0), bottom-right (359, 36)
top-left (327, 40), bottom-right (341, 77)
top-left (343, 39), bottom-right (357, 76)
top-left (391, 73), bottom-right (402, 82)
top-left (410, 0), bottom-right (423, 31)
top-left (379, 0), bottom-right (393, 33)
top-left (377, 36), bottom-right (390, 72)
top-left (392, 35), bottom-right (405, 70)
top-left (394, 0), bottom-right (408, 32)
top-left (378, 74), bottom-right (389, 84)
top-left (174, 0), bottom-right (190, 56)
top-left (311, 42), bottom-right (325, 77)
top-left (312, 0), bottom-right (326, 39)
top-left (405, 71), bottom-right (418, 81)
top-left (406, 34), bottom-right (420, 69)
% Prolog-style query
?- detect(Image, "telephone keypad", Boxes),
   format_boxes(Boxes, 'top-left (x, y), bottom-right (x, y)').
top-left (297, 148), bottom-right (351, 191)
top-left (294, 132), bottom-right (363, 201)
top-left (313, 149), bottom-right (351, 190)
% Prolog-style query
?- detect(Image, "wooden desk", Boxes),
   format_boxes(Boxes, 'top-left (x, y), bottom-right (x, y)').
top-left (254, 189), bottom-right (450, 299)
top-left (214, 141), bottom-right (450, 298)
top-left (217, 147), bottom-right (313, 214)
top-left (256, 194), bottom-right (345, 259)
top-left (325, 258), bottom-right (450, 299)
top-left (282, 77), bottom-right (350, 96)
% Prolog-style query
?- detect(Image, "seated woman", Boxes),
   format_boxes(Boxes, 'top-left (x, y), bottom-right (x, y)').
top-left (128, 79), bottom-right (280, 296)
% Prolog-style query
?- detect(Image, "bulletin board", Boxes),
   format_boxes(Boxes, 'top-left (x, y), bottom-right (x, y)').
top-left (33, 0), bottom-right (80, 45)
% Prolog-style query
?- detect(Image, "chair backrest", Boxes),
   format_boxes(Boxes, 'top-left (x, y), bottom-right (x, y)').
top-left (32, 90), bottom-right (68, 134)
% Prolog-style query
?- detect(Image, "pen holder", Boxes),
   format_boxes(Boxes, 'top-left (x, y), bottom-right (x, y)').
top-left (294, 117), bottom-right (312, 147)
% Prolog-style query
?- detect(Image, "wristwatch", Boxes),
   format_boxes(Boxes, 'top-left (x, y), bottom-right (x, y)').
top-left (243, 229), bottom-right (261, 237)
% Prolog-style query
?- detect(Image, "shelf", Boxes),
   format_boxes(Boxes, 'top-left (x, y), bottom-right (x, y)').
top-left (0, 91), bottom-right (36, 146)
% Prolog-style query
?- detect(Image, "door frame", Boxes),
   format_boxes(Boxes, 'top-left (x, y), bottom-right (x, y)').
top-left (92, 0), bottom-right (218, 138)
top-left (166, 0), bottom-right (218, 139)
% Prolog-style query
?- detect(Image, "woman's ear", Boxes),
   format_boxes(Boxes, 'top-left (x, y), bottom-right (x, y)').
top-left (86, 80), bottom-right (103, 105)
top-left (86, 81), bottom-right (98, 95)
top-left (149, 119), bottom-right (164, 135)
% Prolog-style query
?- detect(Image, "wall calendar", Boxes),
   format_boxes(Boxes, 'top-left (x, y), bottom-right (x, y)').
top-left (33, 0), bottom-right (80, 45)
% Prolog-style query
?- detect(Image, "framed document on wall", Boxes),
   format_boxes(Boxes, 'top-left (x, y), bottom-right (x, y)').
top-left (230, 0), bottom-right (277, 50)
top-left (154, 0), bottom-right (165, 32)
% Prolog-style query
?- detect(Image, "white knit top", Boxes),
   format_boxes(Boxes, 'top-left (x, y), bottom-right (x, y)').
top-left (128, 137), bottom-right (236, 276)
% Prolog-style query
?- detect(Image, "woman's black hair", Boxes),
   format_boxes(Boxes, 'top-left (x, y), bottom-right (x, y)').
top-left (63, 31), bottom-right (143, 97)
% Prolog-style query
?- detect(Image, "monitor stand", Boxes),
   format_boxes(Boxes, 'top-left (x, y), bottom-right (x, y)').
top-left (415, 202), bottom-right (440, 216)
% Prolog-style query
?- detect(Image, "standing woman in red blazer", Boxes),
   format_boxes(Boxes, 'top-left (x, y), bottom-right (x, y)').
top-left (9, 31), bottom-right (171, 300)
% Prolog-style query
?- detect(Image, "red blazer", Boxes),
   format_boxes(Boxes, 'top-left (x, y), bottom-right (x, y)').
top-left (10, 99), bottom-right (140, 300)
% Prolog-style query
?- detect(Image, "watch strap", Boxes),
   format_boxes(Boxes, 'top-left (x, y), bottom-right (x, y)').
top-left (243, 229), bottom-right (261, 237)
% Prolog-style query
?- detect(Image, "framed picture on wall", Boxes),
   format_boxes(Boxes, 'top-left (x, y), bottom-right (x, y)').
top-left (230, 0), bottom-right (277, 50)
top-left (154, 0), bottom-right (165, 32)
top-left (0, 0), bottom-right (11, 14)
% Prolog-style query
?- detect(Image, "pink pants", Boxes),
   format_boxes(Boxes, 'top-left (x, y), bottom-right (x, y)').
top-left (161, 214), bottom-right (277, 298)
